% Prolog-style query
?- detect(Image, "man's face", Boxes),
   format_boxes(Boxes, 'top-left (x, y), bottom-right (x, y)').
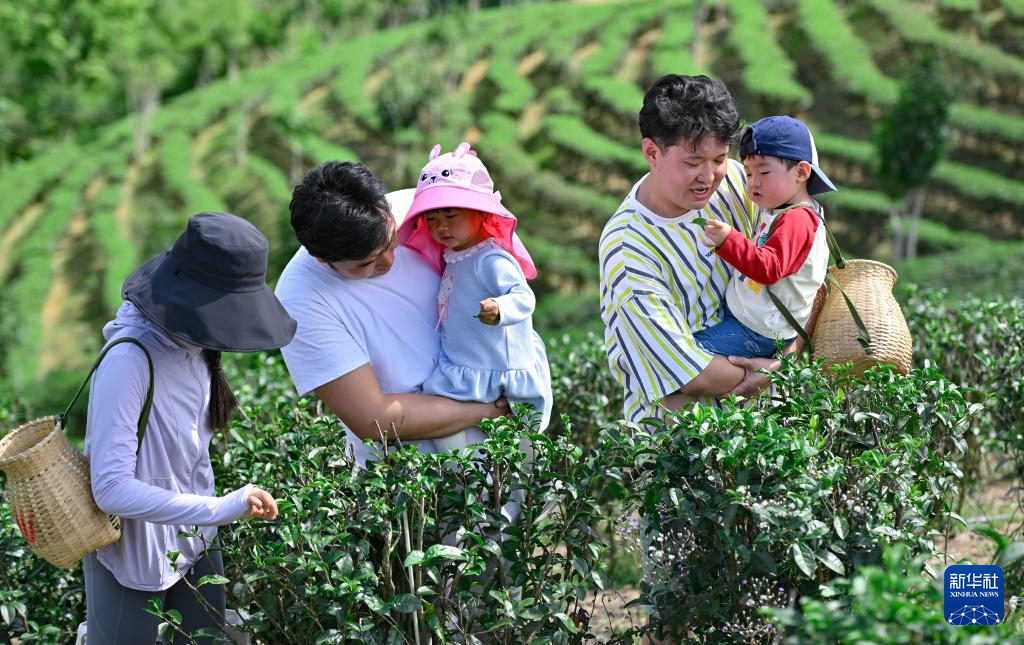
top-left (321, 219), bottom-right (399, 279)
top-left (643, 137), bottom-right (730, 213)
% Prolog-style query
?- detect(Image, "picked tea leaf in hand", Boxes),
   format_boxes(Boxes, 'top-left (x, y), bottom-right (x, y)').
top-left (692, 216), bottom-right (708, 227)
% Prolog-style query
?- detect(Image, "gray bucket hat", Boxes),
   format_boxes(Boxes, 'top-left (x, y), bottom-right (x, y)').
top-left (122, 212), bottom-right (296, 352)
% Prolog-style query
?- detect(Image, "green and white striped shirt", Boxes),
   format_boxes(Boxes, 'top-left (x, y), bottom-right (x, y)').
top-left (599, 159), bottom-right (757, 423)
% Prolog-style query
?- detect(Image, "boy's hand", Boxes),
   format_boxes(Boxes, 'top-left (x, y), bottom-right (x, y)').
top-left (246, 487), bottom-right (279, 521)
top-left (477, 299), bottom-right (500, 325)
top-left (702, 220), bottom-right (732, 248)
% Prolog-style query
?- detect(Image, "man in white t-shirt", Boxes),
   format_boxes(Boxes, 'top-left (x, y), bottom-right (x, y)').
top-left (275, 162), bottom-right (507, 464)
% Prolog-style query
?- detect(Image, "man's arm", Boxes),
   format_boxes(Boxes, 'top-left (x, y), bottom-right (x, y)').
top-left (677, 354), bottom-right (746, 397)
top-left (660, 354), bottom-right (747, 411)
top-left (314, 363), bottom-right (507, 441)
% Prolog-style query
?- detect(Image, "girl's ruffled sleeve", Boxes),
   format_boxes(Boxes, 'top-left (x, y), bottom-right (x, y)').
top-left (477, 252), bottom-right (536, 327)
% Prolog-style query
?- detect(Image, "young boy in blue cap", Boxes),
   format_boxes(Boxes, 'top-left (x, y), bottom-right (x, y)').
top-left (695, 115), bottom-right (838, 358)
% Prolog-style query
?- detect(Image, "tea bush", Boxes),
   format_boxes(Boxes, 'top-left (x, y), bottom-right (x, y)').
top-left (546, 333), bottom-right (622, 453)
top-left (599, 358), bottom-right (979, 642)
top-left (0, 395), bottom-right (83, 643)
top-left (769, 545), bottom-right (1023, 643)
top-left (0, 507), bottom-right (84, 643)
top-left (905, 289), bottom-right (1024, 484)
top-left (225, 340), bottom-right (626, 460)
top-left (211, 400), bottom-right (616, 643)
top-left (0, 297), bottom-right (1013, 642)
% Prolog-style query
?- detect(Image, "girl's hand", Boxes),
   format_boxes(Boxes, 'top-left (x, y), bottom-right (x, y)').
top-left (246, 487), bottom-right (279, 521)
top-left (478, 299), bottom-right (500, 325)
top-left (702, 220), bottom-right (732, 247)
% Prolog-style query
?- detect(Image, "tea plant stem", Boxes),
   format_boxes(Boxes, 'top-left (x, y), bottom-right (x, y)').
top-left (237, 551), bottom-right (291, 641)
top-left (401, 509), bottom-right (422, 645)
top-left (943, 511), bottom-right (952, 566)
top-left (385, 526), bottom-right (397, 600)
top-left (260, 601), bottom-right (291, 644)
top-left (491, 460), bottom-right (510, 588)
top-left (177, 576), bottom-right (238, 642)
top-left (416, 496), bottom-right (427, 639)
top-left (416, 496), bottom-right (426, 553)
top-left (401, 511), bottom-right (415, 594)
top-left (491, 461), bottom-right (502, 513)
top-left (533, 504), bottom-right (580, 602)
top-left (450, 563), bottom-right (466, 618)
top-left (172, 537), bottom-right (257, 644)
top-left (520, 472), bottom-right (537, 590)
top-left (153, 607), bottom-right (201, 645)
top-left (268, 560), bottom-right (326, 637)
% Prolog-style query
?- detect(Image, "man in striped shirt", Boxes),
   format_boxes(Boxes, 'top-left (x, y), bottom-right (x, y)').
top-left (600, 75), bottom-right (813, 423)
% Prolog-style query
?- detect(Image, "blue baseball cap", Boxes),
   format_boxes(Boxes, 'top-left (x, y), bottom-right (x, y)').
top-left (739, 116), bottom-right (837, 195)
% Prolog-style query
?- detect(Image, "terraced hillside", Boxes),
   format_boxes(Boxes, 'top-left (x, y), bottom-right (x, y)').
top-left (1, 0), bottom-right (1022, 392)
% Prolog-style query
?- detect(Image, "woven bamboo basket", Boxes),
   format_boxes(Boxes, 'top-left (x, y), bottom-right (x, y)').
top-left (0, 416), bottom-right (120, 568)
top-left (811, 259), bottom-right (913, 376)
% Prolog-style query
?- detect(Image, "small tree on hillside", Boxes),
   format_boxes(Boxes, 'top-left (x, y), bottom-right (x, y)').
top-left (873, 51), bottom-right (952, 262)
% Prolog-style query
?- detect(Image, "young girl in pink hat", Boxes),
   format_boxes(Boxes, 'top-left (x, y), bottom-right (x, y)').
top-left (399, 142), bottom-right (552, 452)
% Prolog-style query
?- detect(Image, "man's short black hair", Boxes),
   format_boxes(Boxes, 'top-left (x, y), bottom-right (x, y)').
top-left (639, 74), bottom-right (742, 150)
top-left (289, 161), bottom-right (392, 262)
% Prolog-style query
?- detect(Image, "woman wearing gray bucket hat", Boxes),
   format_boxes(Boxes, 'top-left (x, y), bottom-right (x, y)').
top-left (82, 212), bottom-right (296, 644)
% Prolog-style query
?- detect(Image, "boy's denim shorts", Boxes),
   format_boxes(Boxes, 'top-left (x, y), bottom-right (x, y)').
top-left (692, 306), bottom-right (792, 358)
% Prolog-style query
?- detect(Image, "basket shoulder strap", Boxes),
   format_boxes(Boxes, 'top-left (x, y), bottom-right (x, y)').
top-left (765, 289), bottom-right (813, 355)
top-left (763, 201), bottom-right (816, 239)
top-left (762, 201), bottom-right (870, 355)
top-left (794, 206), bottom-right (870, 349)
top-left (761, 202), bottom-right (819, 355)
top-left (822, 221), bottom-right (845, 269)
top-left (61, 337), bottom-right (155, 449)
top-left (764, 202), bottom-right (846, 269)
top-left (766, 273), bottom-right (875, 357)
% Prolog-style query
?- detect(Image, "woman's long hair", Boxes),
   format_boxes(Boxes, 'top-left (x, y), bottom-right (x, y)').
top-left (203, 350), bottom-right (238, 429)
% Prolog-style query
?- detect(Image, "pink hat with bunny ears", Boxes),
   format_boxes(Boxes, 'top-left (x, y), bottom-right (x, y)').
top-left (399, 142), bottom-right (536, 279)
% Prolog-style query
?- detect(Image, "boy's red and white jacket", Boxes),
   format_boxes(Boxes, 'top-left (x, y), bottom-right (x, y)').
top-left (716, 203), bottom-right (829, 340)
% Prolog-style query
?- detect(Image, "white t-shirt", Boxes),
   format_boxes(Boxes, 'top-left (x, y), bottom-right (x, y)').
top-left (275, 239), bottom-right (441, 464)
